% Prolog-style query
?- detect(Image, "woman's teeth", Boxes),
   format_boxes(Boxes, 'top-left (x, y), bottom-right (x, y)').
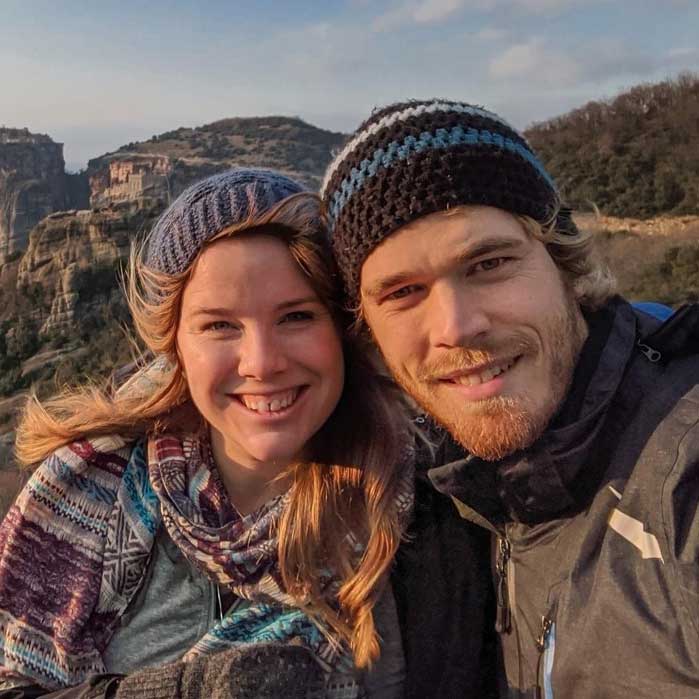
top-left (455, 358), bottom-right (516, 387)
top-left (240, 388), bottom-right (299, 413)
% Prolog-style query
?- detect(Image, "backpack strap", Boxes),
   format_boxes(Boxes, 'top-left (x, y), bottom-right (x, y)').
top-left (638, 303), bottom-right (699, 363)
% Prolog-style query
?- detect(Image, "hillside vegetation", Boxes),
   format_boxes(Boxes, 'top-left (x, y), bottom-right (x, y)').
top-left (89, 116), bottom-right (345, 188)
top-left (526, 73), bottom-right (699, 219)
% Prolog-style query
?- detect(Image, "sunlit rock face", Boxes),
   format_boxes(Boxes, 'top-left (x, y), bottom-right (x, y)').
top-left (0, 129), bottom-right (69, 262)
top-left (14, 201), bottom-right (161, 333)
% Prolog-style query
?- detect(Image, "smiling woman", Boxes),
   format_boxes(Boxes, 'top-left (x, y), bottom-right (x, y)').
top-left (0, 169), bottom-right (419, 699)
top-left (175, 234), bottom-right (345, 515)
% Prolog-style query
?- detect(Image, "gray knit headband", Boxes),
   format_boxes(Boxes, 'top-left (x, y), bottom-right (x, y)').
top-left (145, 168), bottom-right (307, 275)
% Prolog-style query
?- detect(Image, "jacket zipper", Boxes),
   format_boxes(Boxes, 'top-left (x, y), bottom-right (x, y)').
top-left (495, 536), bottom-right (512, 633)
top-left (535, 614), bottom-right (555, 699)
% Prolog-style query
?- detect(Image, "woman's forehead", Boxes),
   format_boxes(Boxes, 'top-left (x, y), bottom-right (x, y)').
top-left (182, 234), bottom-right (319, 312)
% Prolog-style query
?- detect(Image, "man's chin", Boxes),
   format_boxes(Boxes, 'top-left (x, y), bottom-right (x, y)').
top-left (415, 395), bottom-right (546, 461)
top-left (448, 411), bottom-right (540, 461)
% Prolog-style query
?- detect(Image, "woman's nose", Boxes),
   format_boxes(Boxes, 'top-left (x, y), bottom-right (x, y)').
top-left (237, 329), bottom-right (288, 379)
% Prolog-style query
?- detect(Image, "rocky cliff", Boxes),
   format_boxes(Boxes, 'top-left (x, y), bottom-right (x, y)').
top-left (15, 200), bottom-right (161, 332)
top-left (0, 128), bottom-right (70, 263)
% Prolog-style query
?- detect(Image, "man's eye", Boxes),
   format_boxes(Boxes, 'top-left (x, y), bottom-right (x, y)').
top-left (474, 257), bottom-right (508, 273)
top-left (386, 284), bottom-right (422, 301)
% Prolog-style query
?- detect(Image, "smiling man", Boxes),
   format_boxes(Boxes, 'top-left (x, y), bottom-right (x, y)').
top-left (321, 100), bottom-right (699, 698)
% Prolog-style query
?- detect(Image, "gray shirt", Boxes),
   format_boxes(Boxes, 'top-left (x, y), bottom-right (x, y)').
top-left (103, 527), bottom-right (405, 698)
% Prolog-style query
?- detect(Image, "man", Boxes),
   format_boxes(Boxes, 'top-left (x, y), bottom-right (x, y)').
top-left (321, 99), bottom-right (699, 698)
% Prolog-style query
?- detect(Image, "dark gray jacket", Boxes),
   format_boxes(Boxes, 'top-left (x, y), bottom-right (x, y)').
top-left (430, 297), bottom-right (699, 698)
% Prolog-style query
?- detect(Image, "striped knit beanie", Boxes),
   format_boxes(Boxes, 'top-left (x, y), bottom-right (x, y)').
top-left (146, 168), bottom-right (306, 274)
top-left (321, 99), bottom-right (576, 304)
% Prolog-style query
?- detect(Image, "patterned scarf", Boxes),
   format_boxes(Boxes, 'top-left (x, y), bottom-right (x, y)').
top-left (0, 434), bottom-right (414, 692)
top-left (149, 435), bottom-right (353, 669)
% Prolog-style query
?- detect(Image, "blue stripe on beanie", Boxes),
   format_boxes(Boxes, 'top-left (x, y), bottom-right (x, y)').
top-left (327, 125), bottom-right (554, 224)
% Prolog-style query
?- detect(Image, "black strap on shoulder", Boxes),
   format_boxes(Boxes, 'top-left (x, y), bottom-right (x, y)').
top-left (640, 303), bottom-right (699, 363)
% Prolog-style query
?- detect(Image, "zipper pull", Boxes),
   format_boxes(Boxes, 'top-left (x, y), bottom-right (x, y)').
top-left (536, 615), bottom-right (553, 652)
top-left (495, 536), bottom-right (511, 634)
top-left (536, 615), bottom-right (554, 699)
top-left (638, 341), bottom-right (662, 363)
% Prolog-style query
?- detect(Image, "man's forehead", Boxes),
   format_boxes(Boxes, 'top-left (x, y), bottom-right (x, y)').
top-left (359, 206), bottom-right (528, 291)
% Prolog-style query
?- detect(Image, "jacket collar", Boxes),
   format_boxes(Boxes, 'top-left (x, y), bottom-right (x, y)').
top-left (429, 298), bottom-right (641, 525)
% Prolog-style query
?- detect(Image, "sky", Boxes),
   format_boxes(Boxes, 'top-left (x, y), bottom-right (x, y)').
top-left (2, 0), bottom-right (698, 172)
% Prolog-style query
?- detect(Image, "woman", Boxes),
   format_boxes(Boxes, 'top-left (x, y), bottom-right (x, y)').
top-left (0, 169), bottom-right (496, 699)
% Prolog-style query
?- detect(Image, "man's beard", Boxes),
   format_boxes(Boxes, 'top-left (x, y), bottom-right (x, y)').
top-left (383, 295), bottom-right (587, 461)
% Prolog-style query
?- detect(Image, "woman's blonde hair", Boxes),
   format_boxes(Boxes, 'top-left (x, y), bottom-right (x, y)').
top-left (15, 190), bottom-right (412, 668)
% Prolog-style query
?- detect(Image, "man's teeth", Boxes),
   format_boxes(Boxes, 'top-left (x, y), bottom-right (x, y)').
top-left (241, 388), bottom-right (299, 413)
top-left (455, 359), bottom-right (516, 387)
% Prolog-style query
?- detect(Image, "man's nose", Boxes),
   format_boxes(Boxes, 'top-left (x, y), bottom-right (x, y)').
top-left (237, 328), bottom-right (288, 379)
top-left (428, 281), bottom-right (491, 348)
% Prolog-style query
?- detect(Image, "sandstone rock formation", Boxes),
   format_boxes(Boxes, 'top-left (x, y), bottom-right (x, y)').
top-left (14, 200), bottom-right (161, 333)
top-left (0, 116), bottom-right (346, 430)
top-left (0, 128), bottom-right (68, 262)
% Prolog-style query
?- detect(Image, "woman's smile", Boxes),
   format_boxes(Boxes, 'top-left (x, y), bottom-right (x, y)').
top-left (231, 385), bottom-right (308, 417)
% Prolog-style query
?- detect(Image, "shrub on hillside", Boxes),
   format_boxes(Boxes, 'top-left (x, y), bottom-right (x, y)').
top-left (527, 74), bottom-right (699, 219)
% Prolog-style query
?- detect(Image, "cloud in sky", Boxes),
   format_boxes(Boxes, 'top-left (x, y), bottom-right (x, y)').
top-left (473, 26), bottom-right (509, 41)
top-left (2, 0), bottom-right (698, 170)
top-left (371, 0), bottom-right (605, 31)
top-left (489, 37), bottom-right (678, 88)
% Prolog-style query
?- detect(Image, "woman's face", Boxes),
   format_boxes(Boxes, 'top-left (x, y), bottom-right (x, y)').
top-left (176, 234), bottom-right (344, 469)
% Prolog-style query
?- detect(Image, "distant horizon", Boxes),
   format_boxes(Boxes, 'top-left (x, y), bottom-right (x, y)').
top-left (8, 69), bottom-right (695, 173)
top-left (4, 1), bottom-right (698, 172)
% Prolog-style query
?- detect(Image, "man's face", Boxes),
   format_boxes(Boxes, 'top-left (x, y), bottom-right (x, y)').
top-left (360, 206), bottom-right (588, 461)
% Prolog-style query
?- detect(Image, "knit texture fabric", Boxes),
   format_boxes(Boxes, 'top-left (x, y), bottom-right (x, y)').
top-left (320, 99), bottom-right (577, 305)
top-left (145, 168), bottom-right (306, 275)
top-left (116, 644), bottom-right (324, 699)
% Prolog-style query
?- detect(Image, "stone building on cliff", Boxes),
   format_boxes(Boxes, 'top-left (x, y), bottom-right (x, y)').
top-left (89, 154), bottom-right (172, 208)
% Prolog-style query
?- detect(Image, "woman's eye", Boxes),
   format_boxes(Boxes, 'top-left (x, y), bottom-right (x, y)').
top-left (206, 320), bottom-right (236, 332)
top-left (281, 310), bottom-right (315, 323)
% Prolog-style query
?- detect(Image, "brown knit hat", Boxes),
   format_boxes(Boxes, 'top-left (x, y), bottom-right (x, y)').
top-left (320, 99), bottom-right (576, 305)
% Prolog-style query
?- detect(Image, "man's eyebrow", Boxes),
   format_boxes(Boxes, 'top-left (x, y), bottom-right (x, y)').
top-left (451, 237), bottom-right (526, 266)
top-left (363, 271), bottom-right (416, 301)
top-left (362, 236), bottom-right (526, 300)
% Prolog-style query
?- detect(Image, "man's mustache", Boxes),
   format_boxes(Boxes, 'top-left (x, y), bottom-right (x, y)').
top-left (415, 335), bottom-right (536, 382)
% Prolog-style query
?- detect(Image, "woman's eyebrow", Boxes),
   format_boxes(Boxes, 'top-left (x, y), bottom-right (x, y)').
top-left (275, 295), bottom-right (320, 311)
top-left (188, 306), bottom-right (231, 317)
top-left (188, 296), bottom-right (320, 317)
